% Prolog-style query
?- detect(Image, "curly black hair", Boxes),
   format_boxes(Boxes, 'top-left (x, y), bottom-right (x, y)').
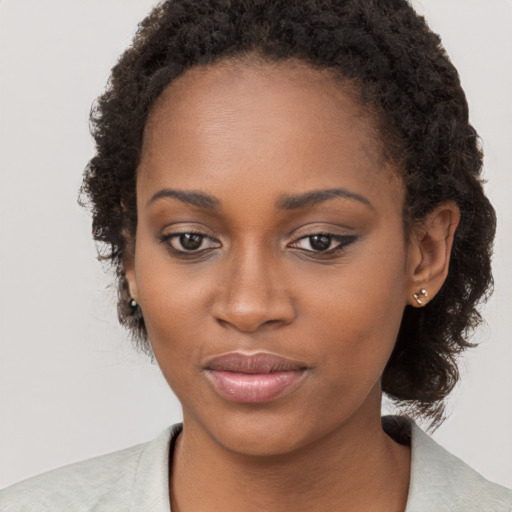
top-left (80, 0), bottom-right (496, 426)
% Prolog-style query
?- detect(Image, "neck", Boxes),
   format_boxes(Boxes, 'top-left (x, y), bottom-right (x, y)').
top-left (170, 399), bottom-right (410, 512)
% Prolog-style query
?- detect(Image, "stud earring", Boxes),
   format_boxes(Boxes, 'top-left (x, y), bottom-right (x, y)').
top-left (413, 288), bottom-right (429, 306)
top-left (129, 298), bottom-right (139, 309)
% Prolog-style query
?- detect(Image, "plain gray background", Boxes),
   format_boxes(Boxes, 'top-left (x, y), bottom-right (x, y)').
top-left (1, 0), bottom-right (511, 489)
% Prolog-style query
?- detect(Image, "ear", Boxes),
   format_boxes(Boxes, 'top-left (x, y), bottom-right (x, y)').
top-left (124, 251), bottom-right (139, 303)
top-left (120, 200), bottom-right (139, 303)
top-left (406, 202), bottom-right (461, 307)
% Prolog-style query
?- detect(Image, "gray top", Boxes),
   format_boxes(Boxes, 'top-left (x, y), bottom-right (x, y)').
top-left (1, 418), bottom-right (511, 511)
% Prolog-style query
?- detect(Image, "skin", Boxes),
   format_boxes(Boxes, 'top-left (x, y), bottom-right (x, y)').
top-left (125, 58), bottom-right (460, 512)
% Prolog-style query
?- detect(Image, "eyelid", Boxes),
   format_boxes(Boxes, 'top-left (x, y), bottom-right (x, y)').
top-left (161, 230), bottom-right (219, 244)
top-left (287, 223), bottom-right (355, 240)
top-left (288, 221), bottom-right (355, 235)
top-left (159, 222), bottom-right (218, 241)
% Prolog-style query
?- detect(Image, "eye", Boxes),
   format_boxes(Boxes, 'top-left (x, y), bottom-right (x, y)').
top-left (289, 233), bottom-right (357, 253)
top-left (161, 231), bottom-right (220, 254)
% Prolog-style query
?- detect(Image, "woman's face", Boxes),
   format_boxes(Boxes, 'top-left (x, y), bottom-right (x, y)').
top-left (127, 59), bottom-right (415, 455)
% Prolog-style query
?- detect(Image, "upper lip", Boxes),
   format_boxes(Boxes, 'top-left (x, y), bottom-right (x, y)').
top-left (204, 352), bottom-right (307, 374)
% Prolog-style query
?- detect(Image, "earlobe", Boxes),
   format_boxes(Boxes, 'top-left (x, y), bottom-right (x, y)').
top-left (407, 202), bottom-right (461, 307)
top-left (412, 288), bottom-right (429, 306)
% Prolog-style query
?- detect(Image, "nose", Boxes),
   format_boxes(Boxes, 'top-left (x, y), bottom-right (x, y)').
top-left (211, 246), bottom-right (295, 333)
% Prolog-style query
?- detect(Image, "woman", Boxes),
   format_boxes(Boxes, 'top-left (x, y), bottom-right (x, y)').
top-left (1, 0), bottom-right (511, 510)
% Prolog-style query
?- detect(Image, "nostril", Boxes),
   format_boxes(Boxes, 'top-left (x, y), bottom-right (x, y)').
top-left (212, 298), bottom-right (295, 333)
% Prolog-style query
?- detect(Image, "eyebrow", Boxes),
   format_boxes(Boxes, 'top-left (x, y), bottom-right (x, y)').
top-left (147, 188), bottom-right (220, 210)
top-left (275, 188), bottom-right (374, 210)
top-left (147, 187), bottom-right (373, 211)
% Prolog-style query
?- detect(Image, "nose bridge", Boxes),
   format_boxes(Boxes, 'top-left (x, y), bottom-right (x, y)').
top-left (212, 239), bottom-right (294, 332)
top-left (231, 242), bottom-right (274, 301)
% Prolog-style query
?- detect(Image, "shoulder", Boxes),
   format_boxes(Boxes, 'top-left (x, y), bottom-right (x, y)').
top-left (0, 424), bottom-right (181, 512)
top-left (0, 444), bottom-right (145, 512)
top-left (400, 418), bottom-right (512, 512)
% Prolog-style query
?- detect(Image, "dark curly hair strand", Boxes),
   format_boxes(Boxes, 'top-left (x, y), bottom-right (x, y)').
top-left (80, 0), bottom-right (496, 426)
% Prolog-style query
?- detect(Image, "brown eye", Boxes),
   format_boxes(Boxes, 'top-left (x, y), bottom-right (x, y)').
top-left (309, 234), bottom-right (332, 251)
top-left (289, 233), bottom-right (358, 254)
top-left (179, 233), bottom-right (204, 251)
top-left (161, 231), bottom-right (221, 255)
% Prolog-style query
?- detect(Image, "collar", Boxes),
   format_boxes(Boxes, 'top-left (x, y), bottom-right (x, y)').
top-left (383, 416), bottom-right (512, 511)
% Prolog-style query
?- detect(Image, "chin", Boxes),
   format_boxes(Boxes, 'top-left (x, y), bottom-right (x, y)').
top-left (209, 416), bottom-right (313, 457)
top-left (186, 400), bottom-right (351, 459)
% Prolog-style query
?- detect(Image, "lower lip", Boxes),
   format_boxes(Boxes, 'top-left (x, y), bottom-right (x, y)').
top-left (205, 370), bottom-right (306, 403)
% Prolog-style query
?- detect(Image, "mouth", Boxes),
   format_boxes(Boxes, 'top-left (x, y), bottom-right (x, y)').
top-left (203, 352), bottom-right (308, 403)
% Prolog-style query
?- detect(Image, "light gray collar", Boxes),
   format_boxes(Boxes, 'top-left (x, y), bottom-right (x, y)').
top-left (381, 417), bottom-right (512, 512)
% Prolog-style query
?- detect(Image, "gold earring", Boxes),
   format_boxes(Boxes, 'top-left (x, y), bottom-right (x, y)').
top-left (413, 288), bottom-right (429, 306)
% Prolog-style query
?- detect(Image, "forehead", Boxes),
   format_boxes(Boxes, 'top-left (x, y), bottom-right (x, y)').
top-left (137, 58), bottom-right (402, 210)
top-left (144, 57), bottom-right (381, 157)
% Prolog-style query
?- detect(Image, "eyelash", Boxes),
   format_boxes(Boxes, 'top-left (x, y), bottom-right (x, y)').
top-left (288, 233), bottom-right (358, 255)
top-left (159, 231), bottom-right (357, 258)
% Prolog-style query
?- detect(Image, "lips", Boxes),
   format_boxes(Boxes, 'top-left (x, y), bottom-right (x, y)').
top-left (204, 352), bottom-right (308, 403)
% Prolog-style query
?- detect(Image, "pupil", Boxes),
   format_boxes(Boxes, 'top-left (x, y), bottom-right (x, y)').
top-left (180, 233), bottom-right (203, 250)
top-left (310, 234), bottom-right (331, 251)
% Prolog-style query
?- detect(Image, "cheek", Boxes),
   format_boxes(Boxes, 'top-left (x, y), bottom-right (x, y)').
top-left (137, 275), bottom-right (210, 403)
top-left (300, 235), bottom-right (408, 388)
top-left (133, 236), bottom-right (211, 374)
